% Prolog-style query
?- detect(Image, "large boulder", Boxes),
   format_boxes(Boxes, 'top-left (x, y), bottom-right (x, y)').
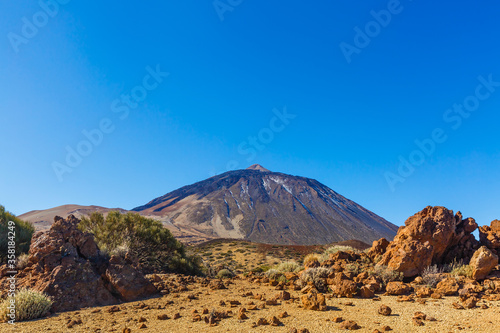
top-left (377, 206), bottom-right (479, 277)
top-left (367, 238), bottom-right (390, 262)
top-left (469, 246), bottom-right (499, 280)
top-left (0, 215), bottom-right (158, 312)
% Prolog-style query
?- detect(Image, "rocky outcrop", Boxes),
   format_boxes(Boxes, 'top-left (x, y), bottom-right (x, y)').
top-left (479, 220), bottom-right (500, 254)
top-left (104, 254), bottom-right (157, 301)
top-left (367, 238), bottom-right (390, 262)
top-left (376, 206), bottom-right (479, 277)
top-left (469, 246), bottom-right (498, 280)
top-left (0, 215), bottom-right (157, 312)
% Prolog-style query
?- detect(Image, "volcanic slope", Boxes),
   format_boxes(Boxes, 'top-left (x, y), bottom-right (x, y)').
top-left (133, 165), bottom-right (397, 245)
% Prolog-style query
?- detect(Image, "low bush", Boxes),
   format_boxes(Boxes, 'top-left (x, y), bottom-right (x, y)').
top-left (370, 265), bottom-right (403, 286)
top-left (216, 269), bottom-right (234, 279)
top-left (251, 265), bottom-right (271, 273)
top-left (0, 288), bottom-right (53, 322)
top-left (421, 265), bottom-right (445, 287)
top-left (303, 253), bottom-right (321, 266)
top-left (265, 268), bottom-right (284, 280)
top-left (450, 264), bottom-right (473, 278)
top-left (274, 261), bottom-right (302, 273)
top-left (0, 205), bottom-right (35, 265)
top-left (16, 253), bottom-right (30, 270)
top-left (345, 262), bottom-right (363, 275)
top-left (321, 245), bottom-right (360, 261)
top-left (299, 267), bottom-right (331, 292)
top-left (79, 211), bottom-right (203, 275)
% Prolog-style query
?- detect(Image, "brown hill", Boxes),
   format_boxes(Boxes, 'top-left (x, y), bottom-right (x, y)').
top-left (19, 204), bottom-right (129, 232)
top-left (132, 165), bottom-right (398, 245)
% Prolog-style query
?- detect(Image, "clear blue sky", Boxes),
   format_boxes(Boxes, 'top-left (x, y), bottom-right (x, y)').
top-left (1, 1), bottom-right (499, 228)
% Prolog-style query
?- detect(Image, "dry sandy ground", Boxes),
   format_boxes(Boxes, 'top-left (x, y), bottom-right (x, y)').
top-left (3, 277), bottom-right (500, 333)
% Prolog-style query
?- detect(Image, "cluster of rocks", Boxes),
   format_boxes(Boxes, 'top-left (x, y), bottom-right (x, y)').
top-left (148, 273), bottom-right (206, 295)
top-left (0, 215), bottom-right (157, 312)
top-left (376, 206), bottom-right (481, 278)
top-left (243, 206), bottom-right (500, 316)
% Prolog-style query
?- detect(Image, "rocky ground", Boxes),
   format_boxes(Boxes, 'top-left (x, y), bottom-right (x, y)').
top-left (192, 239), bottom-right (369, 274)
top-left (3, 273), bottom-right (500, 333)
top-left (4, 206), bottom-right (500, 332)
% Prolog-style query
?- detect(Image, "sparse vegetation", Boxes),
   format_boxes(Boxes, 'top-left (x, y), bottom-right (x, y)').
top-left (273, 261), bottom-right (302, 273)
top-left (370, 265), bottom-right (403, 286)
top-left (421, 265), bottom-right (445, 287)
top-left (299, 267), bottom-right (331, 292)
top-left (0, 288), bottom-right (53, 322)
top-left (251, 265), bottom-right (271, 273)
top-left (345, 262), bottom-right (363, 275)
top-left (450, 263), bottom-right (473, 278)
top-left (79, 211), bottom-right (202, 275)
top-left (0, 205), bottom-right (35, 265)
top-left (303, 253), bottom-right (321, 267)
top-left (216, 269), bottom-right (234, 279)
top-left (265, 268), bottom-right (283, 280)
top-left (16, 253), bottom-right (30, 270)
top-left (322, 245), bottom-right (359, 260)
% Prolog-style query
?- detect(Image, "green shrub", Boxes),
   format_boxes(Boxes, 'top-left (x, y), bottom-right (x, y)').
top-left (450, 264), bottom-right (473, 278)
top-left (79, 211), bottom-right (202, 275)
top-left (216, 269), bottom-right (234, 279)
top-left (0, 205), bottom-right (35, 265)
top-left (0, 288), bottom-right (53, 322)
top-left (251, 265), bottom-right (271, 273)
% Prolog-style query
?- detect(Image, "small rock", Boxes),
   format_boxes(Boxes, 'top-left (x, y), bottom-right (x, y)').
top-left (278, 311), bottom-right (289, 318)
top-left (265, 299), bottom-right (278, 306)
top-left (378, 305), bottom-right (392, 316)
top-left (269, 316), bottom-right (283, 326)
top-left (430, 292), bottom-right (442, 299)
top-left (463, 297), bottom-right (478, 309)
top-left (108, 305), bottom-right (121, 313)
top-left (385, 282), bottom-right (411, 295)
top-left (412, 318), bottom-right (424, 326)
top-left (157, 314), bottom-right (169, 320)
top-left (339, 320), bottom-right (361, 330)
top-left (257, 318), bottom-right (269, 325)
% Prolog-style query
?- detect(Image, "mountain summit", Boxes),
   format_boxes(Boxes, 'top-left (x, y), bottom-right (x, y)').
top-left (133, 167), bottom-right (397, 245)
top-left (246, 164), bottom-right (270, 172)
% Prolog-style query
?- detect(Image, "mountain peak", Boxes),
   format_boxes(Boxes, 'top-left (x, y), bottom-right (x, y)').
top-left (246, 164), bottom-right (270, 172)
